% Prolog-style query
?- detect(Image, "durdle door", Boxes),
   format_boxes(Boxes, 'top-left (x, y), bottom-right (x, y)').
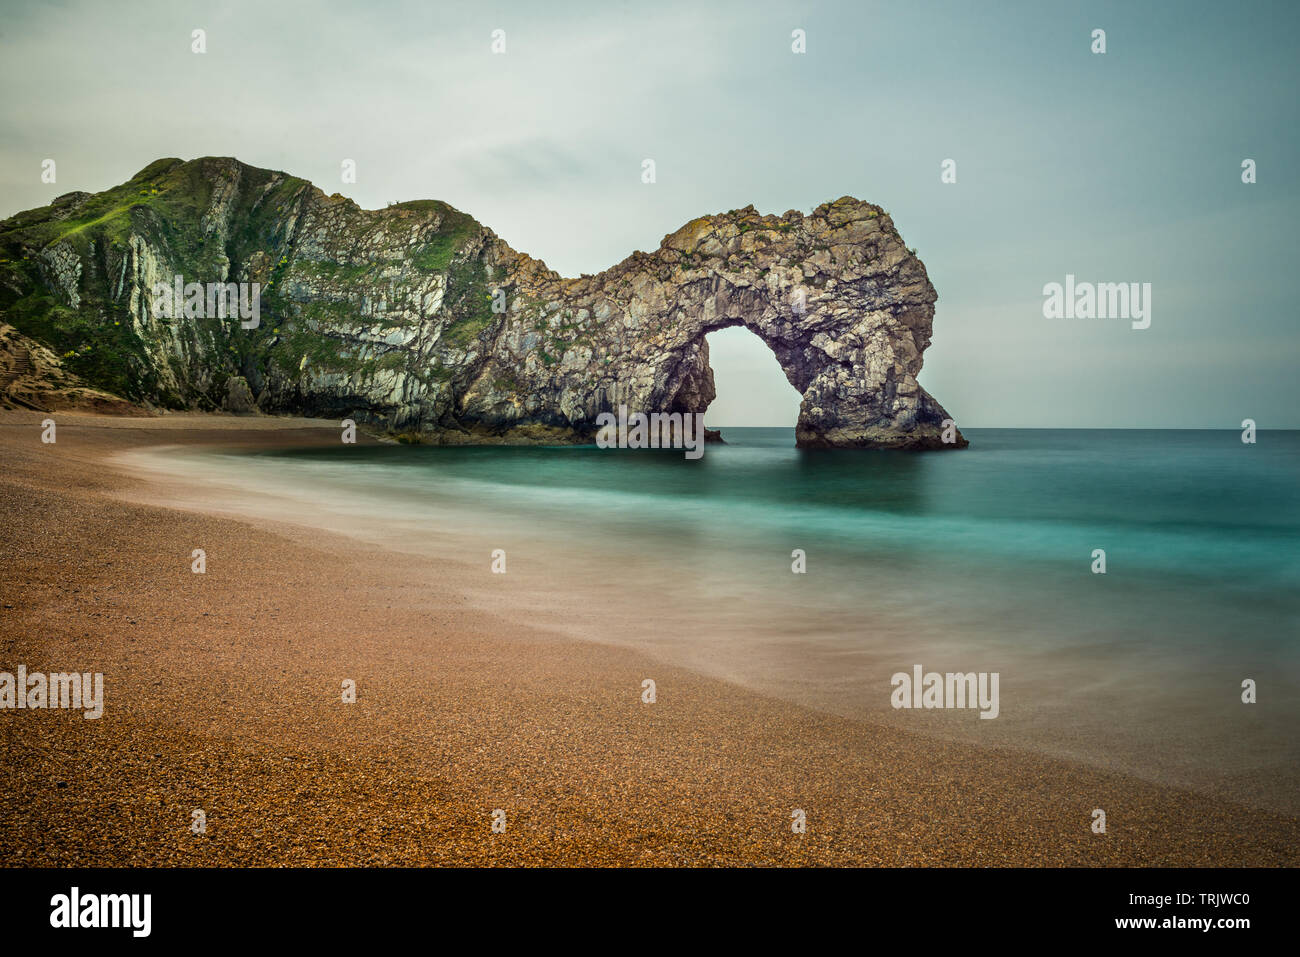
top-left (0, 157), bottom-right (965, 448)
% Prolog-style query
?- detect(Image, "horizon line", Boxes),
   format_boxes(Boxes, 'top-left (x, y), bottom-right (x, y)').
top-left (706, 424), bottom-right (1298, 432)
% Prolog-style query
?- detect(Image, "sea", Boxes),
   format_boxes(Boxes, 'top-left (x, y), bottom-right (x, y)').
top-left (136, 427), bottom-right (1300, 812)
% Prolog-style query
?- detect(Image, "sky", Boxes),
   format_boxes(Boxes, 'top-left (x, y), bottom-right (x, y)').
top-left (1, 0), bottom-right (1296, 428)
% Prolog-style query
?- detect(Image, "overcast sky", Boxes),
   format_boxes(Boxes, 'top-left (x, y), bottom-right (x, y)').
top-left (1, 0), bottom-right (1296, 427)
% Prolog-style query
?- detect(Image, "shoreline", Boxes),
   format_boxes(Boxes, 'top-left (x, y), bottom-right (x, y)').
top-left (1, 411), bottom-right (1296, 866)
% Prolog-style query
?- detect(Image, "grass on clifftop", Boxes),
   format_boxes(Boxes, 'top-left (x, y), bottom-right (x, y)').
top-left (411, 204), bottom-right (477, 274)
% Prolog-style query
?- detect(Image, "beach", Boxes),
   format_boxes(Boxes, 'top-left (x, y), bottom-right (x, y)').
top-left (0, 411), bottom-right (1295, 866)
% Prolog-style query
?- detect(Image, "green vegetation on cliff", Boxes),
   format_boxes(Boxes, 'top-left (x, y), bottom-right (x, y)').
top-left (0, 157), bottom-right (498, 407)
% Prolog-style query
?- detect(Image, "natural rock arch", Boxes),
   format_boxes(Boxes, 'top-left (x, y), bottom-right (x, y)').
top-left (473, 197), bottom-right (967, 449)
top-left (0, 158), bottom-right (966, 448)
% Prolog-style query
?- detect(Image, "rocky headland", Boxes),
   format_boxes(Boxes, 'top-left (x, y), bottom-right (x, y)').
top-left (0, 157), bottom-right (965, 448)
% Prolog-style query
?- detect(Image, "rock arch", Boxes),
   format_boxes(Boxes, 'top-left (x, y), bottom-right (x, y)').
top-left (0, 157), bottom-right (966, 449)
top-left (482, 197), bottom-right (967, 449)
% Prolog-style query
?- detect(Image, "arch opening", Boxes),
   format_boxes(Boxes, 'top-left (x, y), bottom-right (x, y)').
top-left (703, 325), bottom-right (802, 442)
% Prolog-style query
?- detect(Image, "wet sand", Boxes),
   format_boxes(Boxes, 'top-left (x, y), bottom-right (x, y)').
top-left (0, 411), bottom-right (1295, 866)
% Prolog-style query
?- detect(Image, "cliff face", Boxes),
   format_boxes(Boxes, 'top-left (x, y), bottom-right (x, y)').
top-left (0, 157), bottom-right (965, 448)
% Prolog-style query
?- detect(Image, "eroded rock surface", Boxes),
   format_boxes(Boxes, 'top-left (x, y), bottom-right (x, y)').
top-left (0, 157), bottom-right (965, 448)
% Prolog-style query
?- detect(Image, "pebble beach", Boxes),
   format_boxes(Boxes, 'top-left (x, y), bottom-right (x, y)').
top-left (1, 412), bottom-right (1295, 867)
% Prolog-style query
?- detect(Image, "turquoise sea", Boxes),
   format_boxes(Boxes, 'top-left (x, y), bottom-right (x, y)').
top-left (157, 428), bottom-right (1300, 811)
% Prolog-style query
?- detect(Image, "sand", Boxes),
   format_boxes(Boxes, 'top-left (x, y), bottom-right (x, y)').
top-left (0, 411), bottom-right (1295, 866)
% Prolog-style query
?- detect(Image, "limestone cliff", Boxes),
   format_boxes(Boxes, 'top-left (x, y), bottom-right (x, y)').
top-left (0, 157), bottom-right (966, 448)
